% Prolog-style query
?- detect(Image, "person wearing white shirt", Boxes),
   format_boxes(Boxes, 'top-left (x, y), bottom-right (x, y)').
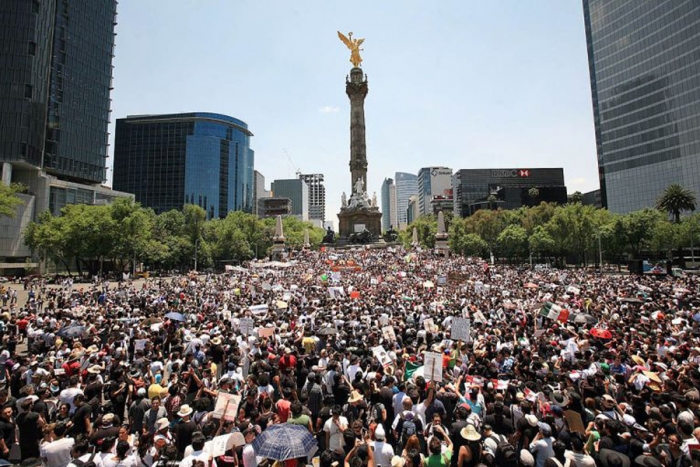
top-left (179, 434), bottom-right (216, 467)
top-left (67, 440), bottom-right (104, 467)
top-left (371, 425), bottom-right (395, 467)
top-left (242, 428), bottom-right (259, 467)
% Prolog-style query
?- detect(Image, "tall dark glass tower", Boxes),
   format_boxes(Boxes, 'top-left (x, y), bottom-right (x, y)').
top-left (583, 0), bottom-right (700, 213)
top-left (113, 113), bottom-right (255, 218)
top-left (0, 0), bottom-right (117, 184)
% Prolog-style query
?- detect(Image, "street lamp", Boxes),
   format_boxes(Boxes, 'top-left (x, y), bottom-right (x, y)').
top-left (194, 237), bottom-right (200, 272)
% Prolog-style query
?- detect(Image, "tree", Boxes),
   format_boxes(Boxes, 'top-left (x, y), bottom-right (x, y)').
top-left (569, 191), bottom-right (583, 204)
top-left (656, 183), bottom-right (697, 223)
top-left (528, 188), bottom-right (539, 206)
top-left (529, 225), bottom-right (555, 262)
top-left (458, 233), bottom-right (489, 257)
top-left (399, 216), bottom-right (437, 248)
top-left (0, 183), bottom-right (25, 217)
top-left (487, 195), bottom-right (498, 210)
top-left (497, 224), bottom-right (528, 262)
top-left (623, 209), bottom-right (664, 258)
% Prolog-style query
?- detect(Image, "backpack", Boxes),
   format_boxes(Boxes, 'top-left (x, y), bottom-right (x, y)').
top-left (492, 435), bottom-right (518, 467)
top-left (73, 452), bottom-right (97, 467)
top-left (400, 414), bottom-right (417, 445)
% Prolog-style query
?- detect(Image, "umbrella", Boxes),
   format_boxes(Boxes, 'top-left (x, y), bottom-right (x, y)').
top-left (590, 328), bottom-right (612, 339)
top-left (57, 325), bottom-right (86, 339)
top-left (164, 312), bottom-right (185, 322)
top-left (572, 313), bottom-right (596, 324)
top-left (317, 327), bottom-right (338, 336)
top-left (251, 423), bottom-right (318, 461)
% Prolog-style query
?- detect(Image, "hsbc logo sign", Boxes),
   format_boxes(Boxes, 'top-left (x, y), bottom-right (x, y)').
top-left (491, 169), bottom-right (531, 178)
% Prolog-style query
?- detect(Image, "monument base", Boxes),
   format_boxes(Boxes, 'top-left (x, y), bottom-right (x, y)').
top-left (270, 241), bottom-right (286, 260)
top-left (435, 238), bottom-right (450, 257)
top-left (338, 208), bottom-right (382, 239)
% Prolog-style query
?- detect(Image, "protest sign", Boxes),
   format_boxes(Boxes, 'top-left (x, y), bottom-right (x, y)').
top-left (423, 318), bottom-right (438, 333)
top-left (213, 392), bottom-right (241, 421)
top-left (134, 339), bottom-right (148, 352)
top-left (372, 346), bottom-right (393, 367)
top-left (258, 327), bottom-right (275, 338)
top-left (450, 317), bottom-right (471, 341)
top-left (382, 326), bottom-right (396, 342)
top-left (564, 410), bottom-right (585, 434)
top-left (209, 433), bottom-right (245, 458)
top-left (423, 352), bottom-right (443, 383)
top-left (239, 318), bottom-right (254, 336)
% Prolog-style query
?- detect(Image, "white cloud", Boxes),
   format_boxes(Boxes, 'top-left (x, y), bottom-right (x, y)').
top-left (318, 106), bottom-right (339, 114)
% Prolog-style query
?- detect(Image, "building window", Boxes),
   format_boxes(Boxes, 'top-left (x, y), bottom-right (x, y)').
top-left (28, 42), bottom-right (36, 56)
top-left (24, 85), bottom-right (33, 99)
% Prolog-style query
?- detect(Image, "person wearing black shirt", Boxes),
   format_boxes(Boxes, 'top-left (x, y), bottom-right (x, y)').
top-left (16, 398), bottom-right (44, 460)
top-left (69, 394), bottom-right (92, 438)
top-left (0, 404), bottom-right (15, 460)
top-left (173, 404), bottom-right (197, 458)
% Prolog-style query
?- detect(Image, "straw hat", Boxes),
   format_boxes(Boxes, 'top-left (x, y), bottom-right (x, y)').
top-left (460, 424), bottom-right (481, 441)
top-left (348, 390), bottom-right (363, 403)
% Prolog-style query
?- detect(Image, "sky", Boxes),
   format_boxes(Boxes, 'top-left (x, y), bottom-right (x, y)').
top-left (108, 0), bottom-right (599, 224)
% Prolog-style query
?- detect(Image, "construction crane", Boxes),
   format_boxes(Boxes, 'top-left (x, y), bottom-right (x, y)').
top-left (283, 148), bottom-right (301, 179)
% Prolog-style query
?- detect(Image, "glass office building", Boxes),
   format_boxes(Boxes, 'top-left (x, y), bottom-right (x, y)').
top-left (0, 0), bottom-right (117, 184)
top-left (113, 113), bottom-right (255, 218)
top-left (394, 172), bottom-right (418, 228)
top-left (583, 0), bottom-right (700, 213)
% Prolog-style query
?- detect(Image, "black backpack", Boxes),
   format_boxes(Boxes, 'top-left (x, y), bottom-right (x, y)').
top-left (72, 452), bottom-right (97, 467)
top-left (492, 435), bottom-right (518, 467)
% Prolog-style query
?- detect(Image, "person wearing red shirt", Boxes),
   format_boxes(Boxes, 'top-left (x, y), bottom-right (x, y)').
top-left (278, 347), bottom-right (297, 373)
top-left (275, 387), bottom-right (293, 423)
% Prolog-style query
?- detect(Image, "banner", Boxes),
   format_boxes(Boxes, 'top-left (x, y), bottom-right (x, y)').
top-left (404, 361), bottom-right (421, 380)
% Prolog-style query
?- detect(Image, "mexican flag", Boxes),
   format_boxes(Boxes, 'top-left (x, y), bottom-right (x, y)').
top-left (539, 302), bottom-right (562, 320)
top-left (404, 361), bottom-right (422, 380)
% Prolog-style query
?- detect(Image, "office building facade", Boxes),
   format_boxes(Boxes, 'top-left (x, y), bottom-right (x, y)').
top-left (453, 168), bottom-right (567, 217)
top-left (381, 177), bottom-right (398, 231)
top-left (583, 0), bottom-right (700, 213)
top-left (253, 170), bottom-right (270, 216)
top-left (299, 173), bottom-right (325, 223)
top-left (0, 0), bottom-right (126, 266)
top-left (394, 172), bottom-right (418, 229)
top-left (271, 178), bottom-right (308, 221)
top-left (113, 113), bottom-right (255, 218)
top-left (417, 167), bottom-right (453, 217)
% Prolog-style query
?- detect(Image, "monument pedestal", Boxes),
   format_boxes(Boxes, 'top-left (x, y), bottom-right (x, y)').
top-left (435, 235), bottom-right (450, 256)
top-left (338, 207), bottom-right (382, 239)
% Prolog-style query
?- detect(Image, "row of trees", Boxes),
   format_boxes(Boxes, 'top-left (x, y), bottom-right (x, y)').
top-left (23, 199), bottom-right (325, 276)
top-left (401, 184), bottom-right (699, 266)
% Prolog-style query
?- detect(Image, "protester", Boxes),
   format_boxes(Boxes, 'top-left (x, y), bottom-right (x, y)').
top-left (2, 248), bottom-right (700, 467)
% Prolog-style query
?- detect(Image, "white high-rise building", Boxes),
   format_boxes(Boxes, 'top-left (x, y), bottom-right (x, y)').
top-left (394, 172), bottom-right (418, 229)
top-left (417, 167), bottom-right (453, 217)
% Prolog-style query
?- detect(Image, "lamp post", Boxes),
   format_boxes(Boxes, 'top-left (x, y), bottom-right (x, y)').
top-left (194, 237), bottom-right (200, 272)
top-left (598, 230), bottom-right (603, 273)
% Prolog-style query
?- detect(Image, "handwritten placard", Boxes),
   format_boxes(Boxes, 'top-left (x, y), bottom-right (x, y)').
top-left (213, 392), bottom-right (241, 421)
top-left (423, 352), bottom-right (443, 383)
top-left (451, 318), bottom-right (471, 341)
top-left (258, 327), bottom-right (275, 338)
top-left (239, 318), bottom-right (254, 336)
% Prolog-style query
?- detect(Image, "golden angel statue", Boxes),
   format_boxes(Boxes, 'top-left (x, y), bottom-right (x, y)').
top-left (337, 31), bottom-right (364, 68)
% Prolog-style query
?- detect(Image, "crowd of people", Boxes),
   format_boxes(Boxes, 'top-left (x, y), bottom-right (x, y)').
top-left (1, 247), bottom-right (700, 467)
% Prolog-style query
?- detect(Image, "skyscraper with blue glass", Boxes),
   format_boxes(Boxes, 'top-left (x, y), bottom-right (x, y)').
top-left (113, 113), bottom-right (255, 218)
top-left (583, 0), bottom-right (700, 213)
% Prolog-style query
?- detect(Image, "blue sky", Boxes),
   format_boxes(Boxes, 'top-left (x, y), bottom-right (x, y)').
top-left (109, 1), bottom-right (598, 222)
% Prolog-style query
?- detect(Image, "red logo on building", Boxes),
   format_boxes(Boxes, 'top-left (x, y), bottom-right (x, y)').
top-left (519, 170), bottom-right (530, 177)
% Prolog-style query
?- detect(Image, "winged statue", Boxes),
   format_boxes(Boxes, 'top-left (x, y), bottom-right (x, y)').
top-left (337, 31), bottom-right (364, 68)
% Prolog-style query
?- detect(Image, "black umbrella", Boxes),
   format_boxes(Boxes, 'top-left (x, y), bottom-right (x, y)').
top-left (317, 326), bottom-right (338, 336)
top-left (57, 325), bottom-right (86, 339)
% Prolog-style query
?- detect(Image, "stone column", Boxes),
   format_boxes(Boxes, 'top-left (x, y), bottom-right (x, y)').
top-left (346, 67), bottom-right (368, 193)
